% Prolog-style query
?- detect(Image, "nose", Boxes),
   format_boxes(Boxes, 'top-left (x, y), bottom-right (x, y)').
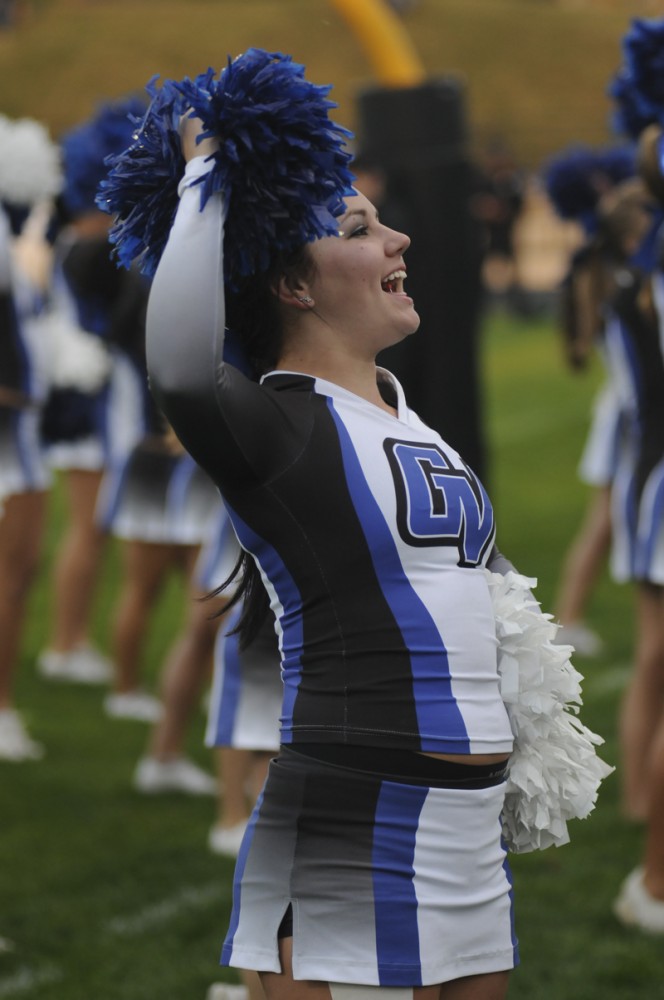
top-left (387, 227), bottom-right (410, 256)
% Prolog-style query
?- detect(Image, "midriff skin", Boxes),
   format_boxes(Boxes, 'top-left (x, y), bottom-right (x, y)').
top-left (421, 752), bottom-right (511, 766)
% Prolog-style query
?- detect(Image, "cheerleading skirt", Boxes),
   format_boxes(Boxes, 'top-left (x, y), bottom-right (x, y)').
top-left (97, 444), bottom-right (222, 546)
top-left (206, 607), bottom-right (282, 752)
top-left (578, 380), bottom-right (629, 488)
top-left (221, 746), bottom-right (518, 987)
top-left (611, 444), bottom-right (664, 586)
top-left (0, 404), bottom-right (50, 504)
top-left (43, 352), bottom-right (143, 472)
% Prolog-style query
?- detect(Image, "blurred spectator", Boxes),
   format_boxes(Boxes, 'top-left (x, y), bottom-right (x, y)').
top-left (471, 136), bottom-right (526, 309)
top-left (0, 0), bottom-right (17, 28)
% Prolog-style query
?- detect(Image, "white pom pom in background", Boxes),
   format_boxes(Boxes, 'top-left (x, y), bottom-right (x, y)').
top-left (0, 115), bottom-right (63, 207)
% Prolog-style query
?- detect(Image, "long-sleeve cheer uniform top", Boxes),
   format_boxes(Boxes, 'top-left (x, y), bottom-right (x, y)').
top-left (146, 157), bottom-right (514, 757)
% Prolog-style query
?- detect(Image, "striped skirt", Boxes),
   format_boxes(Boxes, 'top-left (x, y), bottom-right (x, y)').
top-left (221, 747), bottom-right (518, 988)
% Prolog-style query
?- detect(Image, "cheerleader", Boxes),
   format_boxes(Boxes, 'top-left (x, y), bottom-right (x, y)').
top-left (543, 143), bottom-right (637, 657)
top-left (610, 122), bottom-right (664, 933)
top-left (0, 115), bottom-right (60, 760)
top-left (102, 52), bottom-right (610, 996)
top-left (130, 504), bottom-right (234, 790)
top-left (37, 98), bottom-right (147, 685)
top-left (206, 592), bottom-right (282, 858)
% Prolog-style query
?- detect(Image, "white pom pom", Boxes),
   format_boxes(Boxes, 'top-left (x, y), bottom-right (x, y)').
top-left (486, 569), bottom-right (614, 854)
top-left (0, 115), bottom-right (63, 206)
top-left (43, 312), bottom-right (112, 391)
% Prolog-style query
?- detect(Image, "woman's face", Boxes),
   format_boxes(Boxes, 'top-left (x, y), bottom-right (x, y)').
top-left (305, 192), bottom-right (419, 354)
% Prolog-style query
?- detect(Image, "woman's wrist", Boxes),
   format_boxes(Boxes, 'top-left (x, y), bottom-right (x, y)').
top-left (179, 113), bottom-right (219, 163)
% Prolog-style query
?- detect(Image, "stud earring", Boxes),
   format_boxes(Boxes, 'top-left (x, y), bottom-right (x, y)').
top-left (297, 295), bottom-right (314, 305)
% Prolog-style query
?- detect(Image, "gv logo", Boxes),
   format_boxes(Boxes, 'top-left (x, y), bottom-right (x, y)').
top-left (384, 439), bottom-right (495, 566)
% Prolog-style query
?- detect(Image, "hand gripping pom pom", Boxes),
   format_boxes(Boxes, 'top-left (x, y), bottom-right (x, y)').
top-left (486, 570), bottom-right (614, 853)
top-left (97, 50), bottom-right (355, 284)
top-left (609, 17), bottom-right (664, 139)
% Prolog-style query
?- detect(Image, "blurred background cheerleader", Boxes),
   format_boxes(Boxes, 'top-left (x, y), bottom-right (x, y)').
top-left (129, 504), bottom-right (236, 793)
top-left (544, 142), bottom-right (637, 659)
top-left (205, 551), bottom-right (283, 1000)
top-left (610, 115), bottom-right (664, 932)
top-left (36, 98), bottom-right (147, 687)
top-left (0, 114), bottom-right (61, 761)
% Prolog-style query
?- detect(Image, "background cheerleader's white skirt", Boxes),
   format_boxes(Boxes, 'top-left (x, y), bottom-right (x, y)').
top-left (97, 447), bottom-right (222, 546)
top-left (611, 451), bottom-right (664, 585)
top-left (206, 608), bottom-right (281, 751)
top-left (0, 405), bottom-right (50, 503)
top-left (577, 380), bottom-right (629, 488)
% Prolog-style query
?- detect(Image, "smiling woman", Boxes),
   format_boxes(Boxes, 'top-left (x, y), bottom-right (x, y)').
top-left (273, 196), bottom-right (419, 393)
top-left (97, 48), bottom-right (609, 1000)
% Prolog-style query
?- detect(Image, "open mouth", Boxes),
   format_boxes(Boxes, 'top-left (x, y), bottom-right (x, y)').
top-left (381, 269), bottom-right (407, 294)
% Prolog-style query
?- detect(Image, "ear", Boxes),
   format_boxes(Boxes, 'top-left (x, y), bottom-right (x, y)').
top-left (273, 274), bottom-right (314, 310)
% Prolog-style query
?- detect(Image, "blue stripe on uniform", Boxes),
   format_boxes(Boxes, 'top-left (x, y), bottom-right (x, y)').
top-left (224, 502), bottom-right (302, 742)
top-left (220, 785), bottom-right (265, 964)
top-left (637, 460), bottom-right (664, 579)
top-left (210, 607), bottom-right (243, 746)
top-left (501, 833), bottom-right (520, 967)
top-left (167, 452), bottom-right (196, 520)
top-left (325, 399), bottom-right (469, 751)
top-left (372, 781), bottom-right (427, 986)
top-left (11, 408), bottom-right (35, 484)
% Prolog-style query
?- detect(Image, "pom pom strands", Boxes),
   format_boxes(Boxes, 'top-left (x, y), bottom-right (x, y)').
top-left (486, 570), bottom-right (614, 854)
top-left (544, 144), bottom-right (635, 234)
top-left (97, 78), bottom-right (187, 279)
top-left (0, 115), bottom-right (62, 208)
top-left (62, 97), bottom-right (147, 218)
top-left (98, 49), bottom-right (355, 284)
top-left (609, 18), bottom-right (664, 139)
top-left (181, 50), bottom-right (354, 286)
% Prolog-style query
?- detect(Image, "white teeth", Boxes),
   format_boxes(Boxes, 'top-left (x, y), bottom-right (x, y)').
top-left (383, 270), bottom-right (406, 282)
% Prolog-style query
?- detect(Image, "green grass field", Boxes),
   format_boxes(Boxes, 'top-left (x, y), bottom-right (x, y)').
top-left (0, 305), bottom-right (660, 999)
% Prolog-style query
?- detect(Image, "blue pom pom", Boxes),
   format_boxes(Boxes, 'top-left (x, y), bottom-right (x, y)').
top-left (176, 50), bottom-right (355, 286)
top-left (609, 18), bottom-right (664, 138)
top-left (97, 77), bottom-right (189, 276)
top-left (97, 49), bottom-right (355, 284)
top-left (62, 96), bottom-right (147, 217)
top-left (543, 144), bottom-right (635, 232)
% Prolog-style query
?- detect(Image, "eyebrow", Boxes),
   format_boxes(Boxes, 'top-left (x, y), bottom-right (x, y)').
top-left (339, 207), bottom-right (381, 225)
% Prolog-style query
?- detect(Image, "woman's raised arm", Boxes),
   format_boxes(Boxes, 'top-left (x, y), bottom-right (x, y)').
top-left (146, 152), bottom-right (225, 424)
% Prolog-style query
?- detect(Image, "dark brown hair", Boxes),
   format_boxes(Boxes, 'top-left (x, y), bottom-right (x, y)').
top-left (208, 242), bottom-right (317, 647)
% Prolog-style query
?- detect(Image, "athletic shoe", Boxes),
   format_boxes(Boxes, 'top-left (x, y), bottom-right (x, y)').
top-left (0, 709), bottom-right (44, 761)
top-left (208, 820), bottom-right (248, 858)
top-left (37, 644), bottom-right (112, 684)
top-left (614, 868), bottom-right (664, 934)
top-left (133, 756), bottom-right (217, 796)
top-left (553, 622), bottom-right (603, 657)
top-left (104, 691), bottom-right (162, 723)
top-left (206, 985), bottom-right (249, 1000)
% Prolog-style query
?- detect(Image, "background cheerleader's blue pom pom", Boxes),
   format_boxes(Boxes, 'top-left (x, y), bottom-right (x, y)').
top-left (97, 78), bottom-right (189, 276)
top-left (97, 49), bottom-right (355, 283)
top-left (62, 97), bottom-right (147, 217)
top-left (609, 17), bottom-right (664, 139)
top-left (544, 144), bottom-right (636, 233)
